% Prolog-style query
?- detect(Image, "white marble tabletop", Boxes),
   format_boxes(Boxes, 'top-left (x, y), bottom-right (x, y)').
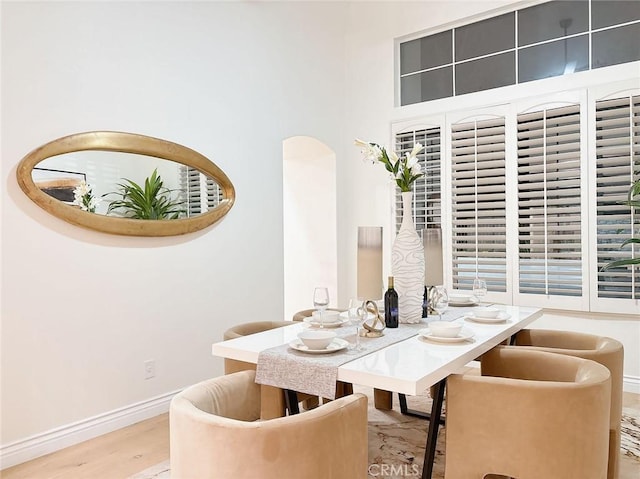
top-left (211, 304), bottom-right (542, 396)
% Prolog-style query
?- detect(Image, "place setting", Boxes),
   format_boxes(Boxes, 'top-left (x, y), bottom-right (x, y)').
top-left (418, 321), bottom-right (475, 344)
top-left (464, 307), bottom-right (511, 324)
top-left (289, 330), bottom-right (350, 354)
top-left (302, 310), bottom-right (350, 328)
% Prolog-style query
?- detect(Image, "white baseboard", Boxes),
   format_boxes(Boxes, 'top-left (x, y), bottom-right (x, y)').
top-left (0, 388), bottom-right (181, 470)
top-left (624, 375), bottom-right (640, 395)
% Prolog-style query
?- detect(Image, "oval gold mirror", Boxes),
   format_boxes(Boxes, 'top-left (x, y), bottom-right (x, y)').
top-left (16, 131), bottom-right (235, 236)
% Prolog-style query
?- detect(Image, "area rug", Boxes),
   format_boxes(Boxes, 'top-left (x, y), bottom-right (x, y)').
top-left (130, 387), bottom-right (640, 479)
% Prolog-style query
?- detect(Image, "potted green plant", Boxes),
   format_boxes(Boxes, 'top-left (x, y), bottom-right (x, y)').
top-left (106, 169), bottom-right (185, 220)
top-left (602, 178), bottom-right (640, 270)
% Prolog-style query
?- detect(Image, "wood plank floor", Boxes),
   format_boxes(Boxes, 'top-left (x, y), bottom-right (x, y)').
top-left (2, 392), bottom-right (639, 479)
top-left (1, 415), bottom-right (169, 479)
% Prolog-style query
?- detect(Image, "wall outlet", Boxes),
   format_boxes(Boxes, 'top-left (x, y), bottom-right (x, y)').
top-left (144, 359), bottom-right (156, 380)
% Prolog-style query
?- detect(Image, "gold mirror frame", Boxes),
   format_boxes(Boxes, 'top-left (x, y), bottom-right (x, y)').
top-left (16, 131), bottom-right (235, 236)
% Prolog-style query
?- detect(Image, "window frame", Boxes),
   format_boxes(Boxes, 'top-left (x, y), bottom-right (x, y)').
top-left (390, 75), bottom-right (640, 315)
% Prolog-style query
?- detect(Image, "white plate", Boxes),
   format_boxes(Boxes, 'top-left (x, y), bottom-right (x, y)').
top-left (464, 311), bottom-right (511, 323)
top-left (418, 327), bottom-right (475, 343)
top-left (303, 317), bottom-right (348, 328)
top-left (289, 337), bottom-right (349, 354)
top-left (448, 293), bottom-right (479, 306)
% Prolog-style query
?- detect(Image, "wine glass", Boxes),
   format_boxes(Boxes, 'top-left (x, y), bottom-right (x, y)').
top-left (347, 298), bottom-right (367, 352)
top-left (472, 278), bottom-right (487, 305)
top-left (313, 287), bottom-right (330, 328)
top-left (432, 286), bottom-right (449, 321)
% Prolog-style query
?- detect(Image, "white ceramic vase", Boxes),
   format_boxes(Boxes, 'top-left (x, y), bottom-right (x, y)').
top-left (391, 191), bottom-right (425, 323)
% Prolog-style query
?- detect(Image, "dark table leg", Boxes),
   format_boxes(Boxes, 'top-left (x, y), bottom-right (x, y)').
top-left (284, 389), bottom-right (300, 415)
top-left (398, 393), bottom-right (445, 424)
top-left (421, 379), bottom-right (446, 479)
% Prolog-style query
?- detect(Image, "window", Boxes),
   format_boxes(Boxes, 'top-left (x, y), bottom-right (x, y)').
top-left (392, 84), bottom-right (639, 313)
top-left (398, 0), bottom-right (640, 106)
top-left (517, 104), bottom-right (583, 298)
top-left (450, 116), bottom-right (507, 293)
top-left (394, 126), bottom-right (442, 234)
top-left (179, 166), bottom-right (222, 217)
top-left (595, 94), bottom-right (640, 301)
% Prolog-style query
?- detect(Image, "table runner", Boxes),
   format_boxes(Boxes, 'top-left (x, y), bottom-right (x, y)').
top-left (255, 305), bottom-right (481, 399)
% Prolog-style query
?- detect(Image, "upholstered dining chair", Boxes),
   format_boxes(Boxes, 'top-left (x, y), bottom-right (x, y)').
top-left (510, 329), bottom-right (624, 479)
top-left (170, 370), bottom-right (368, 479)
top-left (444, 346), bottom-right (611, 479)
top-left (291, 307), bottom-right (342, 322)
top-left (223, 320), bottom-right (291, 374)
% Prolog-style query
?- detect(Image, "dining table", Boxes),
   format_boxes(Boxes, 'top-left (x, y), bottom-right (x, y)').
top-left (211, 303), bottom-right (542, 479)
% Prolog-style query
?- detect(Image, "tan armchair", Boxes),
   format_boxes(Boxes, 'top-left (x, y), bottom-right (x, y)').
top-left (512, 329), bottom-right (624, 479)
top-left (444, 346), bottom-right (611, 479)
top-left (223, 321), bottom-right (291, 374)
top-left (291, 308), bottom-right (342, 322)
top-left (170, 370), bottom-right (368, 479)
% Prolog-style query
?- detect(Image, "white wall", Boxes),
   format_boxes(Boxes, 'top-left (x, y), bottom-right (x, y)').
top-left (1, 0), bottom-right (346, 450)
top-left (283, 137), bottom-right (338, 321)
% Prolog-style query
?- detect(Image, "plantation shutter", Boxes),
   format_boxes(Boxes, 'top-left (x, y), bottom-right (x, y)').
top-left (450, 117), bottom-right (507, 292)
top-left (394, 127), bottom-right (442, 233)
top-left (517, 104), bottom-right (583, 296)
top-left (595, 94), bottom-right (640, 300)
top-left (179, 166), bottom-right (221, 217)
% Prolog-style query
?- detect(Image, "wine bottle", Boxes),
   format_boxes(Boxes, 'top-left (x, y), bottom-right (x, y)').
top-left (384, 276), bottom-right (399, 328)
top-left (422, 285), bottom-right (429, 318)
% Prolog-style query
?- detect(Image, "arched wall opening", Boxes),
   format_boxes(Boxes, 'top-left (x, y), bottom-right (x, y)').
top-left (282, 136), bottom-right (338, 321)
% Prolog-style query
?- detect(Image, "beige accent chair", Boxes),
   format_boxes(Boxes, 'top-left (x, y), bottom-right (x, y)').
top-left (170, 370), bottom-right (368, 479)
top-left (511, 329), bottom-right (624, 479)
top-left (291, 308), bottom-right (342, 322)
top-left (444, 346), bottom-right (611, 479)
top-left (223, 320), bottom-right (290, 374)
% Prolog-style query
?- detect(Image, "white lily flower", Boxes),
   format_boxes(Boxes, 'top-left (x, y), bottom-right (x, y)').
top-left (410, 143), bottom-right (424, 157)
top-left (405, 153), bottom-right (419, 169)
top-left (390, 150), bottom-right (399, 163)
top-left (354, 138), bottom-right (369, 148)
top-left (411, 163), bottom-right (422, 176)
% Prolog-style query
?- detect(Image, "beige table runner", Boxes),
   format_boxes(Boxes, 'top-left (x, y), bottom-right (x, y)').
top-left (255, 304), bottom-right (482, 399)
top-left (255, 321), bottom-right (426, 399)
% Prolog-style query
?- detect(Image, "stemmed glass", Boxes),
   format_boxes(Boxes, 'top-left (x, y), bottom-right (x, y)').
top-left (432, 286), bottom-right (449, 321)
top-left (347, 299), bottom-right (367, 352)
top-left (313, 287), bottom-right (330, 328)
top-left (472, 278), bottom-right (488, 305)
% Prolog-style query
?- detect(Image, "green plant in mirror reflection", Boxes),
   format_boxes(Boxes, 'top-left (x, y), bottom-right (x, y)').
top-left (106, 169), bottom-right (185, 220)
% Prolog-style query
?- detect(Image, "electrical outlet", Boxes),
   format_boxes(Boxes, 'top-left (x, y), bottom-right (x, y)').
top-left (144, 359), bottom-right (156, 380)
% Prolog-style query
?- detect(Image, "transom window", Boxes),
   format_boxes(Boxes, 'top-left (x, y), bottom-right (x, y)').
top-left (398, 0), bottom-right (640, 106)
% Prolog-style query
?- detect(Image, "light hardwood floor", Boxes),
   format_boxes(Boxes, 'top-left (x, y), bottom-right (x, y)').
top-left (2, 392), bottom-right (639, 479)
top-left (0, 415), bottom-right (169, 479)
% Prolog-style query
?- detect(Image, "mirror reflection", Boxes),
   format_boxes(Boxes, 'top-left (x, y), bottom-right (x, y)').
top-left (16, 131), bottom-right (235, 237)
top-left (33, 151), bottom-right (223, 219)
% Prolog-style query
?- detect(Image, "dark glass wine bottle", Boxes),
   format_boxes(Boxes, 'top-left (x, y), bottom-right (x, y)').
top-left (422, 285), bottom-right (429, 318)
top-left (384, 276), bottom-right (399, 328)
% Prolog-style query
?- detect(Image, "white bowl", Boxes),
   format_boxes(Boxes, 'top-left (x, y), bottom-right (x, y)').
top-left (473, 308), bottom-right (500, 319)
top-left (311, 310), bottom-right (340, 324)
top-left (449, 293), bottom-right (476, 304)
top-left (297, 330), bottom-right (337, 350)
top-left (428, 321), bottom-right (463, 338)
